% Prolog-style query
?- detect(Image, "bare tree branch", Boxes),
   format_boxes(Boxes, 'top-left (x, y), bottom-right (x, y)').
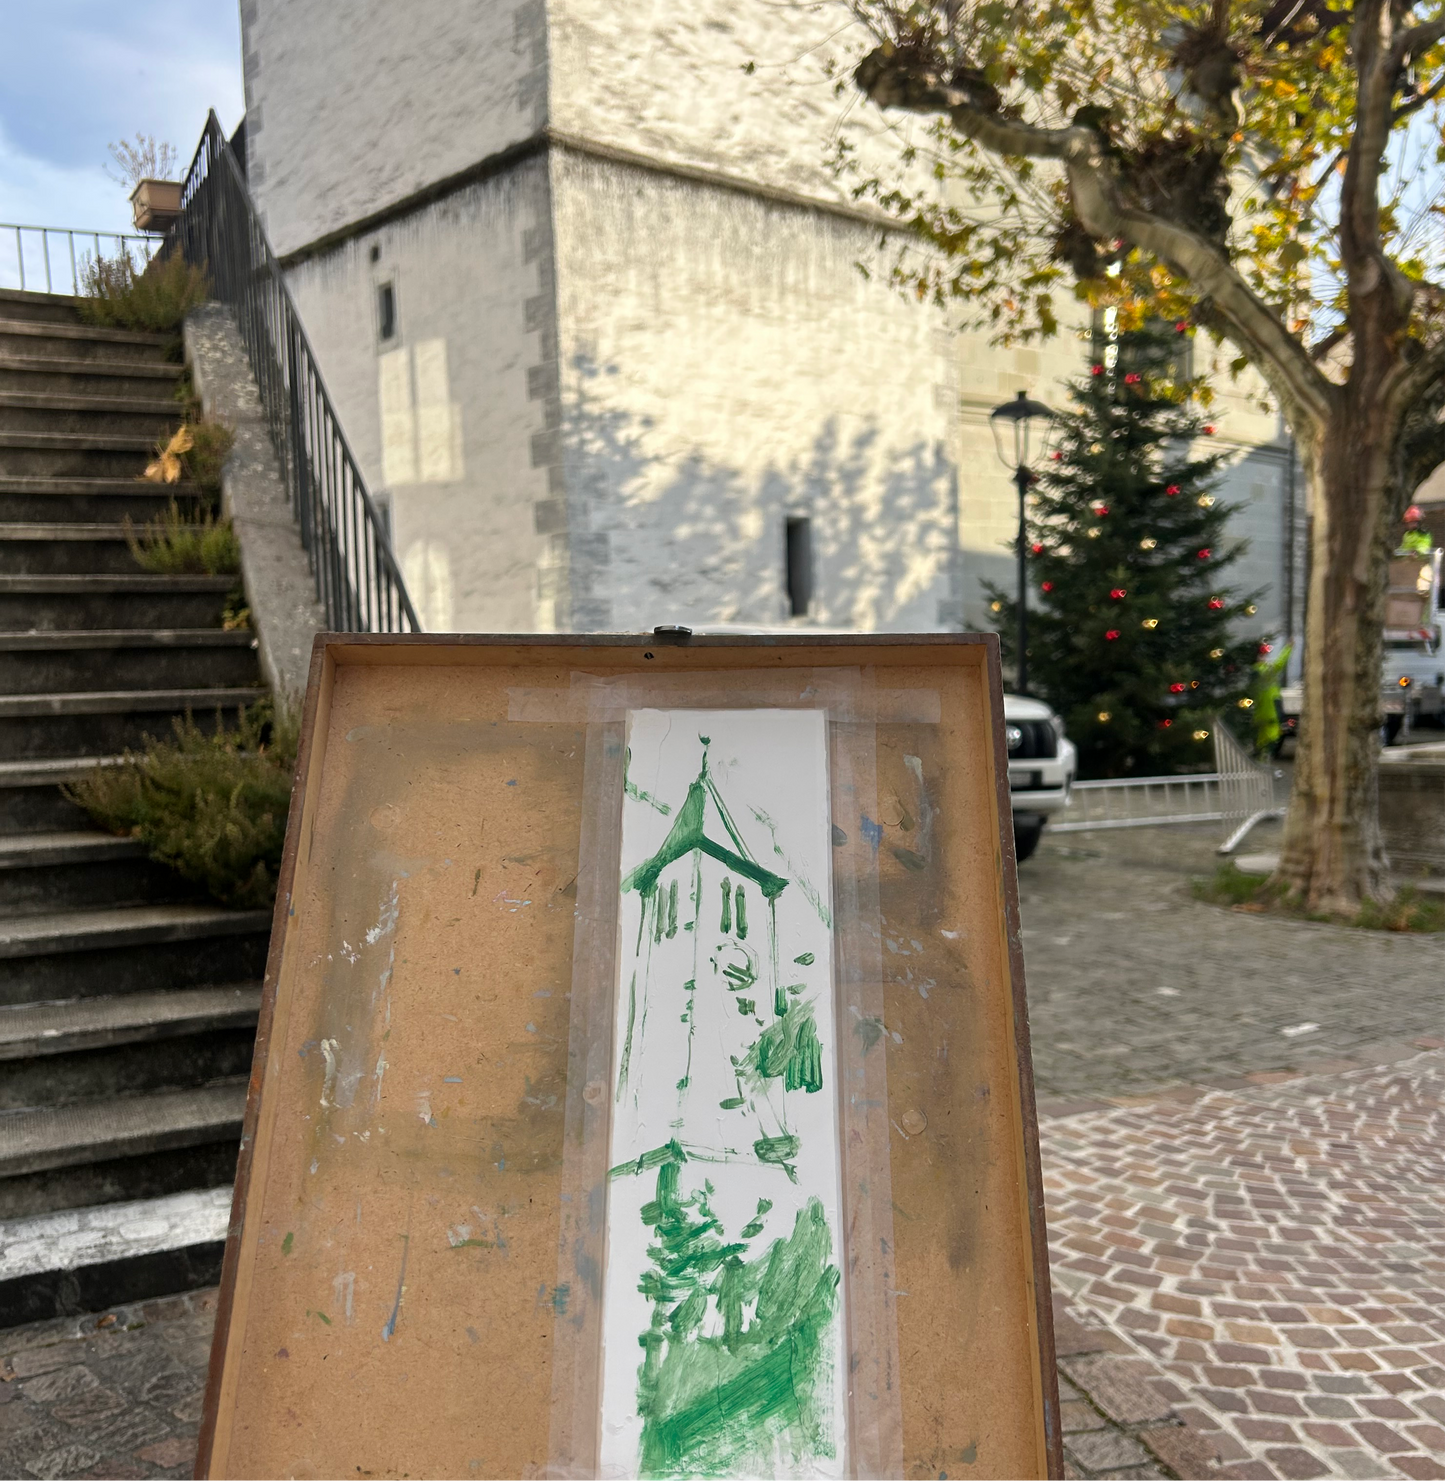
top-left (1388, 11), bottom-right (1445, 70)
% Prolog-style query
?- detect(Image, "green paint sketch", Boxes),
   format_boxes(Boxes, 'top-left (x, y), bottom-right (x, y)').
top-left (603, 709), bottom-right (845, 1478)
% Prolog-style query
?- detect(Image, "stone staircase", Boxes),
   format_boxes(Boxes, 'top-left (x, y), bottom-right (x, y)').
top-left (0, 288), bottom-right (273, 1327)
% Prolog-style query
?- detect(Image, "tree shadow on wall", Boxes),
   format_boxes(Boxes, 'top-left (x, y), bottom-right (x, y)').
top-left (560, 353), bottom-right (960, 632)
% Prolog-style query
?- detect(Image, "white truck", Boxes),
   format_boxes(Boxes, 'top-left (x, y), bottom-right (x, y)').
top-left (1004, 693), bottom-right (1078, 860)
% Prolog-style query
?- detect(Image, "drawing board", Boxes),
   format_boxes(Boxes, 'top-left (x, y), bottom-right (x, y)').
top-left (196, 635), bottom-right (1061, 1480)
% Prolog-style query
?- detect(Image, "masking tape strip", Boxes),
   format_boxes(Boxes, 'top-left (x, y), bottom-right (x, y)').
top-left (544, 670), bottom-right (904, 1479)
top-left (508, 668), bottom-right (940, 726)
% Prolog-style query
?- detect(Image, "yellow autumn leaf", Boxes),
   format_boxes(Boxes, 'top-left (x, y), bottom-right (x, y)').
top-left (144, 425), bottom-right (194, 485)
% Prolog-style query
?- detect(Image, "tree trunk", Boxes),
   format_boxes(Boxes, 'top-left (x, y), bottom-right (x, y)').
top-left (1275, 402), bottom-right (1395, 912)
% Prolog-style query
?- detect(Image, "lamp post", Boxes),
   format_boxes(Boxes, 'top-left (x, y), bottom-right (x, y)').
top-left (990, 389), bottom-right (1055, 694)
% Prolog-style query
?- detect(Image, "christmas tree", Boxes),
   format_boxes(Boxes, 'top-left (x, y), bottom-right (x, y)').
top-left (988, 324), bottom-right (1262, 777)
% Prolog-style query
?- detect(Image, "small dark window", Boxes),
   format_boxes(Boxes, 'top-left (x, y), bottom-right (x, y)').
top-left (377, 282), bottom-right (396, 341)
top-left (369, 244), bottom-right (381, 264)
top-left (785, 516), bottom-right (813, 618)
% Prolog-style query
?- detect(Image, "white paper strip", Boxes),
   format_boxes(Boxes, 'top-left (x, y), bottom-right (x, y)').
top-left (599, 708), bottom-right (847, 1479)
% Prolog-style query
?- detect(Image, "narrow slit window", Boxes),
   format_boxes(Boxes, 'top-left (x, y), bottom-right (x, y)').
top-left (377, 282), bottom-right (396, 342)
top-left (785, 516), bottom-right (813, 618)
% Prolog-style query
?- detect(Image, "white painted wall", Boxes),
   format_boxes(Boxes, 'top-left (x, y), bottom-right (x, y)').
top-left (283, 164), bottom-right (555, 632)
top-left (240, 0), bottom-right (545, 258)
top-left (551, 152), bottom-right (959, 632)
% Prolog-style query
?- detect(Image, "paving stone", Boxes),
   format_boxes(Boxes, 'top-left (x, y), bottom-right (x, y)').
top-left (136, 1434), bottom-right (197, 1468)
top-left (1138, 1421), bottom-right (1223, 1478)
top-left (1062, 1399), bottom-right (1109, 1434)
top-left (27, 1442), bottom-right (102, 1480)
top-left (1063, 1353), bottom-right (1177, 1424)
top-left (1261, 1447), bottom-right (1330, 1480)
top-left (1066, 1429), bottom-right (1153, 1472)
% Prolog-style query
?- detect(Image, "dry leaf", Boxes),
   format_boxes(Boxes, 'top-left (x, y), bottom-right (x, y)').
top-left (144, 424), bottom-right (194, 484)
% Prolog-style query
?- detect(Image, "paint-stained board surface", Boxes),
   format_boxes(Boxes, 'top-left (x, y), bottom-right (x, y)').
top-left (198, 636), bottom-right (1060, 1480)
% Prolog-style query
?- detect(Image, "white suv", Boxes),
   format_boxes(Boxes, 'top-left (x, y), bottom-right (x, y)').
top-left (1004, 694), bottom-right (1076, 861)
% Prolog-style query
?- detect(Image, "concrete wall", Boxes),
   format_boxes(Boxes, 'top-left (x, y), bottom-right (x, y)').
top-left (240, 0), bottom-right (546, 258)
top-left (550, 0), bottom-right (913, 209)
top-left (282, 161), bottom-right (556, 632)
top-left (549, 150), bottom-right (959, 632)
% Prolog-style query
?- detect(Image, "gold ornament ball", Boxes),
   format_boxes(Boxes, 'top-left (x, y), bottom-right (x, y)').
top-left (990, 600), bottom-right (1003, 613)
top-left (1097, 710), bottom-right (1111, 722)
top-left (1209, 647), bottom-right (1224, 658)
top-left (1197, 495), bottom-right (1215, 508)
top-left (1087, 527), bottom-right (1102, 539)
top-left (1142, 617), bottom-right (1159, 629)
top-left (1238, 697), bottom-right (1254, 709)
top-left (1140, 537), bottom-right (1157, 550)
top-left (1193, 729), bottom-right (1210, 740)
top-left (1245, 603), bottom-right (1257, 615)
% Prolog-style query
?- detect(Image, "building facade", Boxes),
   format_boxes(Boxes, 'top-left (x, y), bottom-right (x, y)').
top-left (238, 0), bottom-right (1303, 646)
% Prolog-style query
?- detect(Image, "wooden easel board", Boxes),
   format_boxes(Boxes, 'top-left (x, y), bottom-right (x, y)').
top-left (197, 635), bottom-right (1061, 1480)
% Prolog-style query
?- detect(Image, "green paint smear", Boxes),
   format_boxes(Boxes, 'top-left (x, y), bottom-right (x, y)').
top-left (632, 1150), bottom-right (839, 1478)
top-left (625, 748), bottom-right (673, 816)
top-left (720, 877), bottom-right (731, 934)
top-left (736, 1002), bottom-right (824, 1095)
top-left (718, 1097), bottom-right (744, 1110)
top-left (793, 952), bottom-right (814, 966)
top-left (891, 846), bottom-right (928, 872)
top-left (281, 1232), bottom-right (294, 1256)
top-left (621, 768), bottom-right (788, 902)
top-left (734, 885), bottom-right (748, 939)
top-left (312, 1310), bottom-right (332, 1326)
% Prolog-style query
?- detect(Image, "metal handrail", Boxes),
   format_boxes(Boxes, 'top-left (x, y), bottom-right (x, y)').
top-left (169, 112), bottom-right (419, 634)
top-left (2, 224), bottom-right (157, 297)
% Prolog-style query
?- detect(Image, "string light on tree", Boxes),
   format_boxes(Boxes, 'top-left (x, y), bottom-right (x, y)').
top-left (1140, 538), bottom-right (1157, 550)
top-left (1143, 618), bottom-right (1159, 629)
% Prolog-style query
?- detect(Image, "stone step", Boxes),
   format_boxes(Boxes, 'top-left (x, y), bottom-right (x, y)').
top-left (0, 1081), bottom-right (248, 1179)
top-left (0, 522), bottom-right (140, 576)
top-left (0, 391), bottom-right (180, 438)
top-left (0, 317), bottom-right (174, 364)
top-left (0, 429), bottom-right (160, 479)
top-left (0, 573), bottom-right (234, 631)
top-left (0, 290), bottom-right (83, 326)
top-left (0, 757), bottom-right (121, 834)
top-left (0, 983), bottom-right (261, 1061)
top-left (0, 354), bottom-right (182, 398)
top-left (0, 686), bottom-right (266, 760)
top-left (0, 830), bottom-right (201, 917)
top-left (0, 476), bottom-right (201, 524)
top-left (0, 1080), bottom-right (246, 1190)
top-left (0, 1185), bottom-right (231, 1327)
top-left (0, 629), bottom-right (259, 694)
top-left (0, 986), bottom-right (260, 1112)
top-left (0, 903), bottom-right (272, 1007)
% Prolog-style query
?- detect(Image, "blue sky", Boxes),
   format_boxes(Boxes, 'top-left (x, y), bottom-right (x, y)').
top-left (0, 2), bottom-right (244, 235)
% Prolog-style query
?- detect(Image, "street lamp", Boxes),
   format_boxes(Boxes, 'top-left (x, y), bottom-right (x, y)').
top-left (990, 389), bottom-right (1056, 694)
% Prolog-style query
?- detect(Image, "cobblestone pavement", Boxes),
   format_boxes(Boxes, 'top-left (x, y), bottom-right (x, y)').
top-left (1019, 823), bottom-right (1444, 1104)
top-left (1044, 1050), bottom-right (1445, 1480)
top-left (0, 1289), bottom-right (213, 1480)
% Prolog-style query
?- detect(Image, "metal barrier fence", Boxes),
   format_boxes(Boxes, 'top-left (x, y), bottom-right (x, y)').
top-left (2, 224), bottom-right (156, 296)
top-left (1051, 772), bottom-right (1224, 832)
top-left (170, 113), bottom-right (419, 634)
top-left (1050, 723), bottom-right (1286, 854)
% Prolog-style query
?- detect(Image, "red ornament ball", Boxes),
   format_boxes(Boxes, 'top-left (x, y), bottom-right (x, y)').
top-left (1050, 450), bottom-right (1063, 461)
top-left (1091, 364), bottom-right (1105, 376)
top-left (1158, 718), bottom-right (1173, 728)
top-left (1031, 542), bottom-right (1044, 554)
top-left (1208, 596), bottom-right (1225, 610)
top-left (1124, 372), bottom-right (1142, 385)
top-left (1169, 682), bottom-right (1186, 693)
top-left (1109, 587), bottom-right (1127, 600)
top-left (1166, 484), bottom-right (1180, 496)
top-left (1093, 503), bottom-right (1111, 517)
top-left (1203, 424), bottom-right (1216, 434)
top-left (1405, 503), bottom-right (1423, 524)
top-left (1259, 642), bottom-right (1273, 656)
top-left (1105, 629), bottom-right (1121, 641)
top-left (1041, 581), bottom-right (1054, 592)
top-left (1197, 548), bottom-right (1212, 560)
top-left (1174, 320), bottom-right (1188, 333)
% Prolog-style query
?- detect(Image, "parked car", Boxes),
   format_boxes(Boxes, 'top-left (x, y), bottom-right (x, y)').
top-left (1004, 694), bottom-right (1077, 861)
